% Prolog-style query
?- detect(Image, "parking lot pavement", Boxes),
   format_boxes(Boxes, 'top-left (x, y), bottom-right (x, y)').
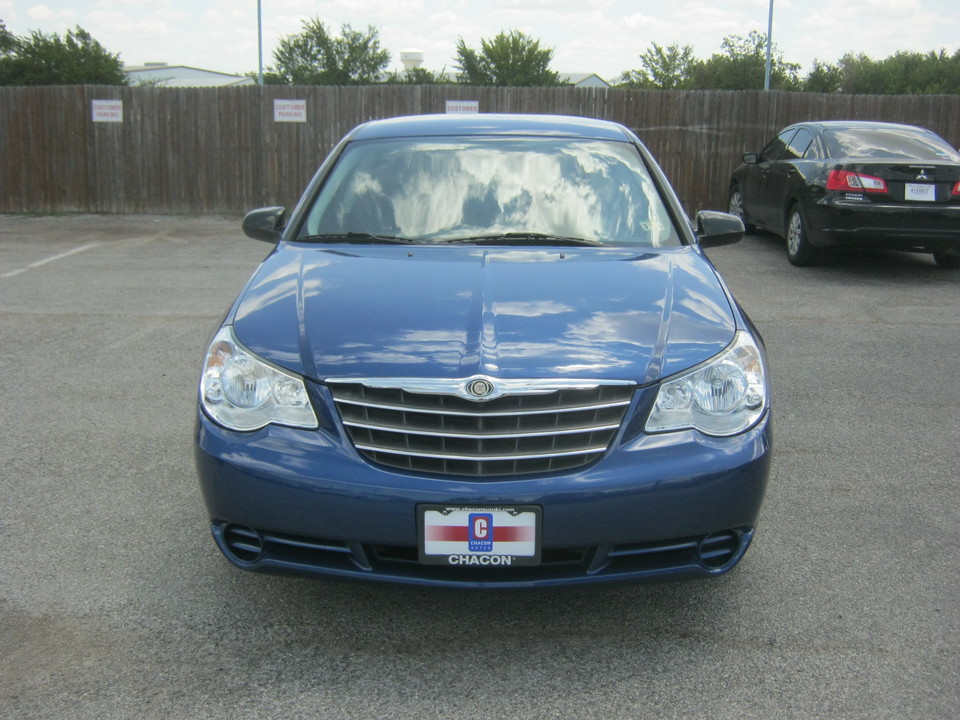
top-left (1, 214), bottom-right (958, 720)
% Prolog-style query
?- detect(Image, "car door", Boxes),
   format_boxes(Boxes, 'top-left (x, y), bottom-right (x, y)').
top-left (761, 127), bottom-right (816, 236)
top-left (744, 128), bottom-right (798, 229)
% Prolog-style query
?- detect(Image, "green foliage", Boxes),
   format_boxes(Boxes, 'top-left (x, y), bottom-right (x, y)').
top-left (619, 42), bottom-right (695, 89)
top-left (383, 67), bottom-right (449, 84)
top-left (259, 70), bottom-right (290, 86)
top-left (834, 49), bottom-right (960, 94)
top-left (688, 31), bottom-right (800, 90)
top-left (0, 20), bottom-right (15, 55)
top-left (454, 30), bottom-right (562, 87)
top-left (0, 22), bottom-right (126, 85)
top-left (802, 59), bottom-right (843, 93)
top-left (620, 32), bottom-right (959, 95)
top-left (269, 19), bottom-right (390, 85)
top-left (798, 50), bottom-right (960, 94)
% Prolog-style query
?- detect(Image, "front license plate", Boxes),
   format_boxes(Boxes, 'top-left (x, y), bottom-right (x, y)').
top-left (905, 183), bottom-right (936, 201)
top-left (419, 505), bottom-right (542, 566)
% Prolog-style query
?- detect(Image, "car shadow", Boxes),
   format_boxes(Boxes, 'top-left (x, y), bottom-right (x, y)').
top-left (744, 231), bottom-right (957, 283)
top-left (207, 560), bottom-right (753, 649)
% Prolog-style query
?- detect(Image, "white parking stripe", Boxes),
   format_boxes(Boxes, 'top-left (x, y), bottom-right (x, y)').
top-left (1, 242), bottom-right (103, 278)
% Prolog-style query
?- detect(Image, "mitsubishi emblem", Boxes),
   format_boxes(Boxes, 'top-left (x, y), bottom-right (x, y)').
top-left (916, 170), bottom-right (929, 181)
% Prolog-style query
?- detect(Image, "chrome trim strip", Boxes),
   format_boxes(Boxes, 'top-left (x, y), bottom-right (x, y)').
top-left (327, 375), bottom-right (635, 402)
top-left (354, 444), bottom-right (608, 462)
top-left (342, 420), bottom-right (621, 440)
top-left (333, 397), bottom-right (631, 418)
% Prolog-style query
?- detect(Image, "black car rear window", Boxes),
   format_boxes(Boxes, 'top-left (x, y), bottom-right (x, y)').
top-left (824, 127), bottom-right (960, 161)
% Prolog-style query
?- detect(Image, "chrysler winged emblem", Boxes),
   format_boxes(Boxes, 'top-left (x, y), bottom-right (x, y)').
top-left (466, 378), bottom-right (495, 398)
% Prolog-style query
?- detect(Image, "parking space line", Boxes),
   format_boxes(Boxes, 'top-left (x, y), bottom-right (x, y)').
top-left (2, 242), bottom-right (103, 278)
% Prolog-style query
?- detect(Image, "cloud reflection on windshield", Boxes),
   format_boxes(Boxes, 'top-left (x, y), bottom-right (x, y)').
top-left (306, 138), bottom-right (679, 247)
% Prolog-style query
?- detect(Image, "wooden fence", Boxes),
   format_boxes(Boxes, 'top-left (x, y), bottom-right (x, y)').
top-left (2, 84), bottom-right (959, 217)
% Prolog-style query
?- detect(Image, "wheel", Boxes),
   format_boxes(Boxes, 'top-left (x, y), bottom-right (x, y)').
top-left (727, 187), bottom-right (756, 234)
top-left (785, 205), bottom-right (819, 266)
top-left (933, 253), bottom-right (960, 269)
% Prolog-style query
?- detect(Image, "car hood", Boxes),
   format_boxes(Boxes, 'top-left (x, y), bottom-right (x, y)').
top-left (231, 244), bottom-right (737, 384)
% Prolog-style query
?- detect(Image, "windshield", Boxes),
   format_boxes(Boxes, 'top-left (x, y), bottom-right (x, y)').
top-left (298, 136), bottom-right (681, 248)
top-left (824, 127), bottom-right (960, 162)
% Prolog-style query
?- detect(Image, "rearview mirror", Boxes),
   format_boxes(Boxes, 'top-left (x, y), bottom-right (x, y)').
top-left (695, 211), bottom-right (744, 248)
top-left (242, 206), bottom-right (286, 243)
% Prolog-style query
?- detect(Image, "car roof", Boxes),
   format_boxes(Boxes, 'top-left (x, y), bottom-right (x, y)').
top-left (348, 113), bottom-right (634, 142)
top-left (792, 120), bottom-right (935, 135)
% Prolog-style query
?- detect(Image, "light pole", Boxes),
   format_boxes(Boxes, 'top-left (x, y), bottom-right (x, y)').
top-left (764, 0), bottom-right (774, 91)
top-left (257, 0), bottom-right (264, 85)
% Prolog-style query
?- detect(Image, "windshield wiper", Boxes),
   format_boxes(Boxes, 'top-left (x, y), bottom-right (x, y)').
top-left (297, 232), bottom-right (420, 245)
top-left (437, 232), bottom-right (602, 247)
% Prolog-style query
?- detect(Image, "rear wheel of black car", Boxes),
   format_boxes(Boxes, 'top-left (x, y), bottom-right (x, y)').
top-left (727, 187), bottom-right (756, 234)
top-left (933, 253), bottom-right (960, 269)
top-left (786, 205), bottom-right (818, 266)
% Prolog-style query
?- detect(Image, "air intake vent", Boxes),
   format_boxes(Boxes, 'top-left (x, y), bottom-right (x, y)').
top-left (327, 378), bottom-right (635, 478)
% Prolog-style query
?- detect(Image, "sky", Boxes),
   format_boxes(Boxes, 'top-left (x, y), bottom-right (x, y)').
top-left (1, 0), bottom-right (958, 81)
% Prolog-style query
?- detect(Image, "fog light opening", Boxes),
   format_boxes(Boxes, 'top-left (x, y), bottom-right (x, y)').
top-left (223, 524), bottom-right (264, 563)
top-left (698, 530), bottom-right (741, 569)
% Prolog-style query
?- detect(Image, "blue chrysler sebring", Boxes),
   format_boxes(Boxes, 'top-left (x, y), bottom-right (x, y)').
top-left (195, 114), bottom-right (772, 588)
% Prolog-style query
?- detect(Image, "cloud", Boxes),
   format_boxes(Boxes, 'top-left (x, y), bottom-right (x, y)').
top-left (26, 4), bottom-right (76, 22)
top-left (96, 0), bottom-right (172, 6)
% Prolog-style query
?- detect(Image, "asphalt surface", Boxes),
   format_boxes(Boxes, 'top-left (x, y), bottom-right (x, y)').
top-left (1, 214), bottom-right (957, 719)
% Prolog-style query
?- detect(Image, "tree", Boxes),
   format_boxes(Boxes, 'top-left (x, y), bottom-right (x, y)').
top-left (0, 20), bottom-right (15, 55)
top-left (383, 66), bottom-right (448, 84)
top-left (613, 36), bottom-right (960, 95)
top-left (802, 59), bottom-right (842, 93)
top-left (689, 31), bottom-right (800, 91)
top-left (0, 23), bottom-right (126, 85)
top-left (454, 30), bottom-right (562, 86)
top-left (619, 42), bottom-right (695, 89)
top-left (835, 49), bottom-right (960, 95)
top-left (268, 19), bottom-right (389, 85)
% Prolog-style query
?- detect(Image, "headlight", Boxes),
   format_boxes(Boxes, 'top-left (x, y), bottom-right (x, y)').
top-left (200, 326), bottom-right (318, 432)
top-left (645, 331), bottom-right (767, 437)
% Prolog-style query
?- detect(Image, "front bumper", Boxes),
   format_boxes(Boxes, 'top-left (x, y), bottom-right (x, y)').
top-left (807, 197), bottom-right (960, 252)
top-left (195, 399), bottom-right (772, 588)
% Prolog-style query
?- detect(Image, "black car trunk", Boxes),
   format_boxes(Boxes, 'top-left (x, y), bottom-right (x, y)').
top-left (844, 162), bottom-right (960, 204)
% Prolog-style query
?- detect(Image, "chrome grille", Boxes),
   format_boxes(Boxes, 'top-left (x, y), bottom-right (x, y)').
top-left (327, 378), bottom-right (635, 477)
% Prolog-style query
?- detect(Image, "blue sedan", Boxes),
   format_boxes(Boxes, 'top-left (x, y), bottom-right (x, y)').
top-left (195, 114), bottom-right (772, 588)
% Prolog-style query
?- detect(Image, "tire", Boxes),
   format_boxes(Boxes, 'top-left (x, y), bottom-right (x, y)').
top-left (785, 205), bottom-right (819, 266)
top-left (727, 187), bottom-right (757, 234)
top-left (933, 253), bottom-right (960, 269)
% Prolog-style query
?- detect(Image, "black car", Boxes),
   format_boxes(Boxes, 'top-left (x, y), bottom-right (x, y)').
top-left (728, 121), bottom-right (960, 267)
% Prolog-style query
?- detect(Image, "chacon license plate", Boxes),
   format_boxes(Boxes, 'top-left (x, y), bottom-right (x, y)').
top-left (419, 505), bottom-right (542, 567)
top-left (905, 183), bottom-right (936, 201)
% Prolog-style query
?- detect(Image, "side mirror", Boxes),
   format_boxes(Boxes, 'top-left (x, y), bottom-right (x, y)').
top-left (242, 206), bottom-right (286, 243)
top-left (695, 210), bottom-right (744, 248)
top-left (742, 152), bottom-right (759, 164)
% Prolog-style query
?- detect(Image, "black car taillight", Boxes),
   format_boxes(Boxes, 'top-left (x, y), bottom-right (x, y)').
top-left (826, 169), bottom-right (888, 194)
